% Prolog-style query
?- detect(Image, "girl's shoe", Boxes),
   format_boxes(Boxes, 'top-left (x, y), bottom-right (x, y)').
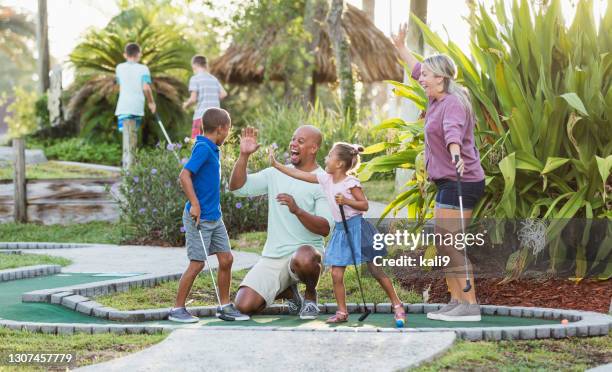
top-left (393, 303), bottom-right (406, 324)
top-left (326, 311), bottom-right (349, 323)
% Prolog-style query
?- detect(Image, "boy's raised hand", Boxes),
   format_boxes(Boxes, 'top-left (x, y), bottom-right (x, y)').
top-left (239, 127), bottom-right (260, 156)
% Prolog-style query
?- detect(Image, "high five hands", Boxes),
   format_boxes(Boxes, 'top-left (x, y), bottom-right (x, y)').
top-left (239, 127), bottom-right (261, 156)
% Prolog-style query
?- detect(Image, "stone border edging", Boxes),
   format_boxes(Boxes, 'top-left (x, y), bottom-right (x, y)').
top-left (8, 264), bottom-right (612, 340)
top-left (0, 265), bottom-right (61, 282)
top-left (0, 242), bottom-right (102, 249)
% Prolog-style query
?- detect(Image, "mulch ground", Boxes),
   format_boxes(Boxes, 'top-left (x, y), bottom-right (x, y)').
top-left (394, 263), bottom-right (611, 313)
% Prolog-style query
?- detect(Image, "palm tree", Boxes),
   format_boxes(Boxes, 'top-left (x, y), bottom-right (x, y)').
top-left (67, 8), bottom-right (194, 145)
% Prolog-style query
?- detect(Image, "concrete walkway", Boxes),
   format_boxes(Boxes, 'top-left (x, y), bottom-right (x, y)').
top-left (29, 245), bottom-right (259, 274)
top-left (76, 328), bottom-right (456, 372)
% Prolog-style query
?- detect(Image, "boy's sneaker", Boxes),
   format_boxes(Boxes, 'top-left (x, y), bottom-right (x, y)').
top-left (168, 307), bottom-right (199, 323)
top-left (299, 299), bottom-right (320, 320)
top-left (286, 284), bottom-right (303, 315)
top-left (217, 303), bottom-right (250, 321)
top-left (427, 299), bottom-right (460, 320)
top-left (437, 303), bottom-right (481, 322)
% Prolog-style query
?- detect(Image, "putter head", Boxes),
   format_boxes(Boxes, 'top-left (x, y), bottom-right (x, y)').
top-left (358, 309), bottom-right (371, 322)
top-left (463, 279), bottom-right (472, 293)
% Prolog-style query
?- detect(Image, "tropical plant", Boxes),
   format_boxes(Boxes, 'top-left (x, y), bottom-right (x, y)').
top-left (362, 0), bottom-right (611, 280)
top-left (67, 7), bottom-right (194, 144)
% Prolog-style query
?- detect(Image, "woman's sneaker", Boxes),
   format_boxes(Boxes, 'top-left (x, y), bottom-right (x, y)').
top-left (286, 284), bottom-right (303, 315)
top-left (168, 307), bottom-right (199, 323)
top-left (217, 303), bottom-right (250, 321)
top-left (299, 300), bottom-right (320, 320)
top-left (437, 303), bottom-right (481, 322)
top-left (427, 299), bottom-right (459, 320)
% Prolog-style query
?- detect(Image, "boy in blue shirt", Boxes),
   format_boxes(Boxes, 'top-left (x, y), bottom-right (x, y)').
top-left (115, 42), bottom-right (156, 168)
top-left (169, 108), bottom-right (249, 323)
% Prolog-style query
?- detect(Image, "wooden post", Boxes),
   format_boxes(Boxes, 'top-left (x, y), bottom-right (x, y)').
top-left (36, 0), bottom-right (50, 94)
top-left (122, 119), bottom-right (137, 170)
top-left (14, 138), bottom-right (27, 223)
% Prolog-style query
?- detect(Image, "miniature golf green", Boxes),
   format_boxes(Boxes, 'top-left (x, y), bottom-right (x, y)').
top-left (0, 274), bottom-right (562, 329)
top-left (0, 273), bottom-right (124, 323)
top-left (199, 314), bottom-right (559, 329)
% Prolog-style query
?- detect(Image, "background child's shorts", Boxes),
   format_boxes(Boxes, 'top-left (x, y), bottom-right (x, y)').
top-left (191, 118), bottom-right (202, 139)
top-left (117, 114), bottom-right (143, 132)
top-left (240, 253), bottom-right (300, 306)
top-left (324, 215), bottom-right (387, 266)
top-left (182, 208), bottom-right (231, 261)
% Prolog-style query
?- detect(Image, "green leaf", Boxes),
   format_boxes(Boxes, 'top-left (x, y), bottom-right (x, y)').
top-left (560, 93), bottom-right (589, 116)
top-left (541, 157), bottom-right (570, 174)
top-left (595, 155), bottom-right (612, 200)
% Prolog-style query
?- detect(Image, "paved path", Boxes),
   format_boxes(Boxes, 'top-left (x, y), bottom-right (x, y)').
top-left (76, 328), bottom-right (456, 372)
top-left (29, 245), bottom-right (259, 274)
top-left (366, 201), bottom-right (407, 219)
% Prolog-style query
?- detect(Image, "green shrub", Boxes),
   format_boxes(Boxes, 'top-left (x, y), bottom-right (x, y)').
top-left (247, 100), bottom-right (381, 164)
top-left (117, 140), bottom-right (269, 246)
top-left (28, 138), bottom-right (122, 166)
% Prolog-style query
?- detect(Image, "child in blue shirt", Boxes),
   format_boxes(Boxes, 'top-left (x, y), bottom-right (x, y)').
top-left (169, 108), bottom-right (249, 323)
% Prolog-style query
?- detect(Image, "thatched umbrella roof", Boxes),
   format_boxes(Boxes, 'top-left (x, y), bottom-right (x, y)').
top-left (210, 4), bottom-right (403, 84)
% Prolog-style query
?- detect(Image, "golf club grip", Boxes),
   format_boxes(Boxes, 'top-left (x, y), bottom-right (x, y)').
top-left (454, 154), bottom-right (462, 194)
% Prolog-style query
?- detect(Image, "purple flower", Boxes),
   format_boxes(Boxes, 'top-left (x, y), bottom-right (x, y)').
top-left (176, 143), bottom-right (182, 149)
top-left (138, 208), bottom-right (146, 214)
top-left (180, 226), bottom-right (186, 233)
top-left (151, 168), bottom-right (158, 175)
top-left (272, 143), bottom-right (279, 150)
top-left (167, 143), bottom-right (176, 151)
top-left (129, 188), bottom-right (134, 194)
top-left (235, 202), bottom-right (242, 209)
top-left (181, 158), bottom-right (188, 165)
top-left (152, 208), bottom-right (158, 214)
top-left (133, 176), bottom-right (139, 183)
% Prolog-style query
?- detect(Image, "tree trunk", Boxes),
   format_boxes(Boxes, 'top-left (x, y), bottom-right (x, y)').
top-left (36, 0), bottom-right (50, 94)
top-left (14, 138), bottom-right (27, 223)
top-left (327, 0), bottom-right (357, 125)
top-left (303, 0), bottom-right (327, 105)
top-left (407, 0), bottom-right (428, 53)
top-left (359, 0), bottom-right (375, 110)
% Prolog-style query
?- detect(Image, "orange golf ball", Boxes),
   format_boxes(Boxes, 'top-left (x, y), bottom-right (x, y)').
top-left (561, 319), bottom-right (569, 325)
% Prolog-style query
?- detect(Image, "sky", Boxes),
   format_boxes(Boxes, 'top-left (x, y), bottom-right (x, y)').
top-left (4, 0), bottom-right (608, 86)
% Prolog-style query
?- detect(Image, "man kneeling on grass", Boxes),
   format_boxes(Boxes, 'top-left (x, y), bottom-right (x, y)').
top-left (229, 125), bottom-right (334, 319)
top-left (169, 108), bottom-right (249, 323)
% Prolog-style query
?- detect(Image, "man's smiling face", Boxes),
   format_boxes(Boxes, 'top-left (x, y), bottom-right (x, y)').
top-left (289, 126), bottom-right (321, 167)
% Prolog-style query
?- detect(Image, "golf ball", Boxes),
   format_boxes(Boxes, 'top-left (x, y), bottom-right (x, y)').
top-left (396, 319), bottom-right (405, 328)
top-left (561, 319), bottom-right (569, 325)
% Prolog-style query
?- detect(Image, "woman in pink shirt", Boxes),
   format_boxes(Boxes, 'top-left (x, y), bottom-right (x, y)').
top-left (393, 24), bottom-right (485, 322)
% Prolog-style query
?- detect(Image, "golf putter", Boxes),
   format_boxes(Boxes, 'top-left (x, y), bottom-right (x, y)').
top-left (455, 155), bottom-right (472, 293)
top-left (339, 205), bottom-right (370, 321)
top-left (196, 223), bottom-right (233, 321)
top-left (155, 113), bottom-right (181, 162)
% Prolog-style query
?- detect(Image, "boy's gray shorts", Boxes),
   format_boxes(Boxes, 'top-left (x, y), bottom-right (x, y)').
top-left (182, 208), bottom-right (231, 262)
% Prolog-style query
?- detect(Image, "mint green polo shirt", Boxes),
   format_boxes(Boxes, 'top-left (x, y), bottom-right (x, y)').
top-left (233, 166), bottom-right (334, 258)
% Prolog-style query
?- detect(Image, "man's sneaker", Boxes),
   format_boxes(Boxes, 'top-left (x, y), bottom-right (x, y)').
top-left (299, 299), bottom-right (320, 320)
top-left (217, 303), bottom-right (250, 321)
top-left (427, 299), bottom-right (460, 320)
top-left (168, 307), bottom-right (199, 323)
top-left (437, 303), bottom-right (481, 322)
top-left (286, 284), bottom-right (303, 315)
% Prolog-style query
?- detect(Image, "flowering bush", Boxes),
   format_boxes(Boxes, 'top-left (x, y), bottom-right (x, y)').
top-left (116, 139), bottom-right (269, 246)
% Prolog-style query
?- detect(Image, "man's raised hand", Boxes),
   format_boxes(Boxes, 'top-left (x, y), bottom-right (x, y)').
top-left (240, 127), bottom-right (261, 156)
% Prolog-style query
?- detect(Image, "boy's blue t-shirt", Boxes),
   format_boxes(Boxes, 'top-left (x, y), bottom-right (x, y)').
top-left (184, 136), bottom-right (222, 221)
top-left (115, 61), bottom-right (152, 116)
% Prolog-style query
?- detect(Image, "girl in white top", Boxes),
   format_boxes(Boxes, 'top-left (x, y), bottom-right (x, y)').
top-left (270, 142), bottom-right (405, 324)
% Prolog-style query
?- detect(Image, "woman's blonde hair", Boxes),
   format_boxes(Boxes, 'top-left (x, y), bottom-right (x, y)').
top-left (422, 54), bottom-right (473, 117)
top-left (332, 142), bottom-right (364, 174)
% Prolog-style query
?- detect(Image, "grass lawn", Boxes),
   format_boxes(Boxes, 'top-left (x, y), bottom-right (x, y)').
top-left (362, 179), bottom-right (396, 203)
top-left (413, 332), bottom-right (612, 371)
top-left (0, 161), bottom-right (117, 180)
top-left (0, 222), bottom-right (122, 245)
top-left (95, 267), bottom-right (421, 310)
top-left (229, 231), bottom-right (266, 254)
top-left (0, 253), bottom-right (71, 270)
top-left (0, 328), bottom-right (166, 372)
